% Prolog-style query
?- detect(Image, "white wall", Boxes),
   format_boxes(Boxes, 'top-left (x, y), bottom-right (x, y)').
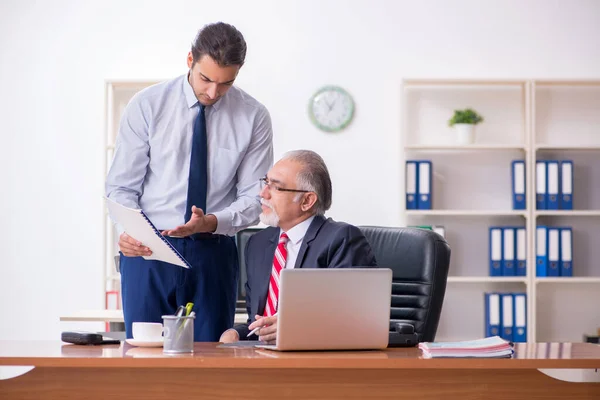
top-left (0, 0), bottom-right (599, 340)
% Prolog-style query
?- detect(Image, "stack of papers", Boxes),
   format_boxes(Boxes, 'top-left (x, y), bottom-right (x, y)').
top-left (419, 336), bottom-right (514, 359)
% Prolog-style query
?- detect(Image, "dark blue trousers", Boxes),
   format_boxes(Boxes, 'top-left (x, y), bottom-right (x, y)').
top-left (120, 235), bottom-right (238, 342)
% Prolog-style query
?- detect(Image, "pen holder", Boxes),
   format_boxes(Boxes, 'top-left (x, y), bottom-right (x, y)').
top-left (162, 315), bottom-right (195, 354)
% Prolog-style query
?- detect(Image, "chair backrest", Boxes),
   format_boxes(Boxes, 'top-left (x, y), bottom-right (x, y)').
top-left (235, 225), bottom-right (451, 342)
top-left (358, 226), bottom-right (451, 342)
top-left (235, 228), bottom-right (263, 311)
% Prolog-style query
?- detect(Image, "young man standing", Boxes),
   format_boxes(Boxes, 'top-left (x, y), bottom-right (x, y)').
top-left (106, 22), bottom-right (273, 341)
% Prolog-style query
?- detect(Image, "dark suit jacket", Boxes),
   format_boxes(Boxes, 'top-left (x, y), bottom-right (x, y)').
top-left (233, 215), bottom-right (377, 339)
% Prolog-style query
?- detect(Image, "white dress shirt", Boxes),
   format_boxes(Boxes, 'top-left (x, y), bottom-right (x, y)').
top-left (281, 216), bottom-right (315, 269)
top-left (105, 74), bottom-right (273, 236)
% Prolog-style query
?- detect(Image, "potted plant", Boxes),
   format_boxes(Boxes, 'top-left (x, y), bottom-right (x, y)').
top-left (448, 108), bottom-right (484, 145)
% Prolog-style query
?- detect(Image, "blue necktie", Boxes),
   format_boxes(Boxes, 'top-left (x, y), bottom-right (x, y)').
top-left (185, 104), bottom-right (208, 223)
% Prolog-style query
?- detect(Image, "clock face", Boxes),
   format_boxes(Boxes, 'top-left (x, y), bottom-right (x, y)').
top-left (308, 86), bottom-right (355, 132)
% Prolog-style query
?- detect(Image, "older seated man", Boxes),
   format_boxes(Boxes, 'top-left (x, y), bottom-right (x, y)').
top-left (220, 149), bottom-right (377, 344)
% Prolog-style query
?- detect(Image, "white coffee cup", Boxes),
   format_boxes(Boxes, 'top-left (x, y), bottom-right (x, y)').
top-left (132, 322), bottom-right (164, 341)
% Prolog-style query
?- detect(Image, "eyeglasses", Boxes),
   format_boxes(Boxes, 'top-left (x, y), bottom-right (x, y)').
top-left (259, 176), bottom-right (311, 193)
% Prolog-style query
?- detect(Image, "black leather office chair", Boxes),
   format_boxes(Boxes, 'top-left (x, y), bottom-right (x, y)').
top-left (358, 226), bottom-right (451, 343)
top-left (235, 225), bottom-right (451, 343)
top-left (234, 228), bottom-right (263, 313)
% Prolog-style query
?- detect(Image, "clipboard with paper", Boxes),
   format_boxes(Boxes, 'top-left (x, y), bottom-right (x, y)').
top-left (105, 197), bottom-right (191, 269)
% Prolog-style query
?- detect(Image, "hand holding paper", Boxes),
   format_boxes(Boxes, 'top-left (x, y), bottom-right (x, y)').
top-left (118, 232), bottom-right (152, 257)
top-left (105, 197), bottom-right (191, 268)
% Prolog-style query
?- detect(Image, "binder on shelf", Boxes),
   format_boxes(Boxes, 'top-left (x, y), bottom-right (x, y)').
top-left (560, 227), bottom-right (573, 277)
top-left (546, 161), bottom-right (560, 210)
top-left (502, 228), bottom-right (516, 276)
top-left (511, 160), bottom-right (526, 210)
top-left (405, 161), bottom-right (418, 210)
top-left (105, 197), bottom-right (191, 269)
top-left (485, 293), bottom-right (501, 337)
top-left (489, 227), bottom-right (503, 277)
top-left (417, 161), bottom-right (432, 210)
top-left (513, 293), bottom-right (527, 343)
top-left (536, 225), bottom-right (548, 277)
top-left (560, 160), bottom-right (573, 210)
top-left (547, 227), bottom-right (560, 277)
top-left (501, 293), bottom-right (514, 342)
top-left (515, 227), bottom-right (527, 277)
top-left (536, 161), bottom-right (547, 210)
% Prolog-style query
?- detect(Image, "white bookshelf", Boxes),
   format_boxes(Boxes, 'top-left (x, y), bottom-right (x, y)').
top-left (103, 80), bottom-right (163, 309)
top-left (535, 210), bottom-right (600, 217)
top-left (532, 80), bottom-right (600, 343)
top-left (536, 145), bottom-right (600, 151)
top-left (535, 277), bottom-right (600, 284)
top-left (402, 79), bottom-right (600, 343)
top-left (404, 144), bottom-right (528, 151)
top-left (447, 277), bottom-right (528, 284)
top-left (406, 210), bottom-right (527, 217)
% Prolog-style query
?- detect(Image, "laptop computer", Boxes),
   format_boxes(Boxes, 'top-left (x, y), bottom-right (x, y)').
top-left (255, 268), bottom-right (392, 351)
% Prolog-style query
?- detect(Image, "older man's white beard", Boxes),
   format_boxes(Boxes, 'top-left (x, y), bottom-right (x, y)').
top-left (259, 201), bottom-right (280, 227)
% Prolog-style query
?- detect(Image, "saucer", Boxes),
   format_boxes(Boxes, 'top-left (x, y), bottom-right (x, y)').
top-left (126, 347), bottom-right (165, 358)
top-left (126, 338), bottom-right (164, 348)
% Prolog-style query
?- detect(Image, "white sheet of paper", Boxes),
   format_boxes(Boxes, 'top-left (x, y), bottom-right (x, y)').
top-left (105, 197), bottom-right (190, 268)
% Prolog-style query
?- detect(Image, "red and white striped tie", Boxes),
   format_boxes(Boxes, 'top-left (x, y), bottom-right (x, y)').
top-left (264, 232), bottom-right (289, 317)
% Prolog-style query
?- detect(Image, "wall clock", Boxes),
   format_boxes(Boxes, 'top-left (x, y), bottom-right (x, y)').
top-left (308, 85), bottom-right (355, 132)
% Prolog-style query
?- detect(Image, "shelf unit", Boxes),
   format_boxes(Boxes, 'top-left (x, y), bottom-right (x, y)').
top-left (535, 210), bottom-right (600, 217)
top-left (103, 80), bottom-right (163, 309)
top-left (447, 277), bottom-right (528, 284)
top-left (402, 79), bottom-right (600, 343)
top-left (535, 277), bottom-right (600, 284)
top-left (406, 210), bottom-right (527, 217)
top-left (404, 144), bottom-right (528, 151)
top-left (531, 80), bottom-right (600, 343)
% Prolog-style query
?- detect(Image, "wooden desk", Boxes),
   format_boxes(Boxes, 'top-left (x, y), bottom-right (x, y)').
top-left (1, 342), bottom-right (599, 399)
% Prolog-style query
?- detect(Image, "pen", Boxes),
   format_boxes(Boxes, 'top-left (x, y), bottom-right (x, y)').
top-left (174, 305), bottom-right (185, 317)
top-left (247, 326), bottom-right (261, 338)
top-left (182, 311), bottom-right (195, 331)
top-left (246, 313), bottom-right (277, 337)
top-left (175, 302), bottom-right (194, 339)
top-left (185, 302), bottom-right (194, 316)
